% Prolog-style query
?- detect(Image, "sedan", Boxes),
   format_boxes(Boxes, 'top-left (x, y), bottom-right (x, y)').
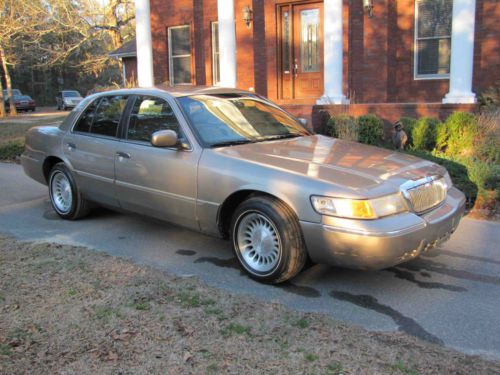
top-left (21, 87), bottom-right (465, 283)
top-left (6, 95), bottom-right (36, 112)
top-left (56, 90), bottom-right (83, 111)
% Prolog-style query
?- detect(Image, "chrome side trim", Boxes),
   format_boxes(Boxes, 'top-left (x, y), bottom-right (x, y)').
top-left (76, 170), bottom-right (114, 184)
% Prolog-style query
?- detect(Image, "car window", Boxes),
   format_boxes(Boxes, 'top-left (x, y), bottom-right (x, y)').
top-left (73, 98), bottom-right (100, 133)
top-left (89, 95), bottom-right (128, 137)
top-left (127, 96), bottom-right (181, 143)
top-left (63, 91), bottom-right (81, 98)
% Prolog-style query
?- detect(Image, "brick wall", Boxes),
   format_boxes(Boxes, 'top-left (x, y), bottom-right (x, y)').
top-left (123, 58), bottom-right (137, 84)
top-left (149, 0), bottom-right (499, 105)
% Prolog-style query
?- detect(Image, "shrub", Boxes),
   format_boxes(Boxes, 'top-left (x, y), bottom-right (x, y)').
top-left (478, 81), bottom-right (500, 109)
top-left (357, 114), bottom-right (384, 145)
top-left (0, 139), bottom-right (25, 160)
top-left (325, 114), bottom-right (358, 141)
top-left (437, 112), bottom-right (478, 158)
top-left (475, 109), bottom-right (500, 163)
top-left (411, 117), bottom-right (439, 151)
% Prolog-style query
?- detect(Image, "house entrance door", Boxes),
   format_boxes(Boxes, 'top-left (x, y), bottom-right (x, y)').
top-left (278, 2), bottom-right (323, 100)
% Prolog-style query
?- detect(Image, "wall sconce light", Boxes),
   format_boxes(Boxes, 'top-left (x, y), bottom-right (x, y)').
top-left (242, 6), bottom-right (253, 28)
top-left (363, 0), bottom-right (374, 18)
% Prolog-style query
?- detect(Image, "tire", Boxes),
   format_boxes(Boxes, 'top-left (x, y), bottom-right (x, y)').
top-left (48, 163), bottom-right (91, 220)
top-left (230, 196), bottom-right (307, 284)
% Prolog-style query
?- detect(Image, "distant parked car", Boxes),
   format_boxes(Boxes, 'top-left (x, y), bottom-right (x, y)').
top-left (56, 90), bottom-right (83, 111)
top-left (5, 95), bottom-right (36, 112)
top-left (21, 87), bottom-right (466, 284)
top-left (3, 89), bottom-right (23, 105)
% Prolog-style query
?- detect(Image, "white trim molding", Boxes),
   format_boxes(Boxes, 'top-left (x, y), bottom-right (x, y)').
top-left (135, 0), bottom-right (154, 87)
top-left (317, 0), bottom-right (348, 105)
top-left (443, 0), bottom-right (477, 104)
top-left (217, 0), bottom-right (237, 88)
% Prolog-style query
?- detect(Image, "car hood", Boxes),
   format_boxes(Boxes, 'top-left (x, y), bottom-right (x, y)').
top-left (215, 135), bottom-right (445, 197)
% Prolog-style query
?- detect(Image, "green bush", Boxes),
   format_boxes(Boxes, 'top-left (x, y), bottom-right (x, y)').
top-left (326, 114), bottom-right (358, 141)
top-left (411, 117), bottom-right (439, 151)
top-left (0, 139), bottom-right (25, 160)
top-left (437, 112), bottom-right (478, 157)
top-left (357, 114), bottom-right (384, 145)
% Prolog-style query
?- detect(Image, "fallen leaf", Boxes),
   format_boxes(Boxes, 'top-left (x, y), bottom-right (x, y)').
top-left (183, 351), bottom-right (193, 363)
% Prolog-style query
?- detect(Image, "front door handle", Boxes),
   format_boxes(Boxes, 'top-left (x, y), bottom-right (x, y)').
top-left (66, 142), bottom-right (76, 150)
top-left (116, 151), bottom-right (131, 159)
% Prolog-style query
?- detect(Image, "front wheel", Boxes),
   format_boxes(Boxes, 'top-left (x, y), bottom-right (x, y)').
top-left (230, 196), bottom-right (307, 284)
top-left (48, 163), bottom-right (91, 220)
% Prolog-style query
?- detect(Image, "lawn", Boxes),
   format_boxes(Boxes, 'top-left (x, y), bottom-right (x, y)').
top-left (0, 114), bottom-right (66, 160)
top-left (1, 236), bottom-right (499, 374)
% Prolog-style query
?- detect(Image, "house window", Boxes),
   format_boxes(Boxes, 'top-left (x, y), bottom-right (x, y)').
top-left (415, 0), bottom-right (452, 79)
top-left (211, 22), bottom-right (220, 85)
top-left (168, 25), bottom-right (192, 85)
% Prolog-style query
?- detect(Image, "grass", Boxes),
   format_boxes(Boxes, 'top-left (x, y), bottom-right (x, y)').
top-left (392, 360), bottom-right (420, 375)
top-left (1, 236), bottom-right (499, 374)
top-left (0, 113), bottom-right (65, 161)
top-left (220, 323), bottom-right (252, 338)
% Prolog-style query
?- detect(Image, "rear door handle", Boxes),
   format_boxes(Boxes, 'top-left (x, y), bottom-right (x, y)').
top-left (66, 142), bottom-right (76, 150)
top-left (116, 151), bottom-right (131, 159)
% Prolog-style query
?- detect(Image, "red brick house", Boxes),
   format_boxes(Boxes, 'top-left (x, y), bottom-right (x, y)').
top-left (109, 39), bottom-right (138, 85)
top-left (133, 0), bottom-right (499, 129)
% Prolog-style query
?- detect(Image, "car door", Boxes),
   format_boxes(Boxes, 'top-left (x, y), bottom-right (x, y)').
top-left (114, 95), bottom-right (200, 230)
top-left (63, 94), bottom-right (129, 206)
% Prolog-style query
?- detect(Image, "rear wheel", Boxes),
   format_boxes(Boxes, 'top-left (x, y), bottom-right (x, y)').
top-left (48, 163), bottom-right (91, 220)
top-left (230, 196), bottom-right (307, 284)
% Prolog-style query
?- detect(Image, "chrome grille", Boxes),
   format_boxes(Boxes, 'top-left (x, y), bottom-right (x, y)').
top-left (404, 177), bottom-right (447, 213)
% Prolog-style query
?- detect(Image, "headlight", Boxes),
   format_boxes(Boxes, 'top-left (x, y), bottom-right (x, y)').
top-left (311, 194), bottom-right (408, 219)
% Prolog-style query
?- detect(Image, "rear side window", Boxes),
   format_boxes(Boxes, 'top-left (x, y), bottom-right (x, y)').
top-left (73, 98), bottom-right (99, 133)
top-left (127, 96), bottom-right (181, 142)
top-left (73, 95), bottom-right (128, 137)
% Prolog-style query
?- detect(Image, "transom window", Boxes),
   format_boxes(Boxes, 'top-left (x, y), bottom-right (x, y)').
top-left (415, 0), bottom-right (453, 78)
top-left (73, 95), bottom-right (128, 137)
top-left (127, 96), bottom-right (181, 143)
top-left (168, 25), bottom-right (192, 85)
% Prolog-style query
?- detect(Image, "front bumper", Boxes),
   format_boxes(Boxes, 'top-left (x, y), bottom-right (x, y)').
top-left (300, 187), bottom-right (466, 270)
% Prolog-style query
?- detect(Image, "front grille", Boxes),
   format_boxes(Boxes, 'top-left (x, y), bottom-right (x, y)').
top-left (405, 177), bottom-right (447, 213)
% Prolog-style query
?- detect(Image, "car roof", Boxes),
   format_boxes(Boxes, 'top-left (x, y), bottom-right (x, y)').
top-left (87, 85), bottom-right (253, 99)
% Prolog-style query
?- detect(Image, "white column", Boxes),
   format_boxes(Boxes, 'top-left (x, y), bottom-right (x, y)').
top-left (217, 0), bottom-right (237, 88)
top-left (317, 0), bottom-right (348, 105)
top-left (442, 0), bottom-right (477, 104)
top-left (135, 0), bottom-right (154, 87)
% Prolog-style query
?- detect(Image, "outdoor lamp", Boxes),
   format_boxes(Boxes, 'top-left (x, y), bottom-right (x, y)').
top-left (363, 0), bottom-right (374, 18)
top-left (242, 6), bottom-right (253, 28)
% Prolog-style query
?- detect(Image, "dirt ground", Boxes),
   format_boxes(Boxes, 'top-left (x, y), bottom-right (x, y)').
top-left (1, 237), bottom-right (499, 375)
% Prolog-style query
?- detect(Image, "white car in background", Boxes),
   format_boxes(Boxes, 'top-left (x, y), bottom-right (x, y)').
top-left (56, 90), bottom-right (83, 111)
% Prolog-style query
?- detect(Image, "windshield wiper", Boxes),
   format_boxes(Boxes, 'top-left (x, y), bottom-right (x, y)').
top-left (257, 133), bottom-right (303, 142)
top-left (210, 139), bottom-right (255, 148)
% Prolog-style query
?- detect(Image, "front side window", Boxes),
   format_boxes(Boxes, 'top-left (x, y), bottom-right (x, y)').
top-left (168, 25), bottom-right (192, 85)
top-left (127, 96), bottom-right (181, 143)
top-left (415, 0), bottom-right (452, 78)
top-left (211, 22), bottom-right (220, 85)
top-left (73, 95), bottom-right (128, 137)
top-left (177, 95), bottom-right (310, 147)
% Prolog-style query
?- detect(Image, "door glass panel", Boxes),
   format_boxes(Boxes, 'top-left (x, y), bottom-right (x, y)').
top-left (90, 95), bottom-right (128, 137)
top-left (127, 96), bottom-right (181, 143)
top-left (283, 11), bottom-right (291, 73)
top-left (73, 98), bottom-right (99, 133)
top-left (300, 9), bottom-right (320, 73)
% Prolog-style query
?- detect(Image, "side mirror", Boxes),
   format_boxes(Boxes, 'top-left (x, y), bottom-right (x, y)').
top-left (151, 130), bottom-right (178, 148)
top-left (298, 117), bottom-right (308, 127)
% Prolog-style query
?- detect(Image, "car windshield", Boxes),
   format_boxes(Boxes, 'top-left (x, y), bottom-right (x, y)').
top-left (3, 89), bottom-right (22, 97)
top-left (177, 94), bottom-right (310, 147)
top-left (16, 95), bottom-right (31, 100)
top-left (63, 91), bottom-right (81, 98)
